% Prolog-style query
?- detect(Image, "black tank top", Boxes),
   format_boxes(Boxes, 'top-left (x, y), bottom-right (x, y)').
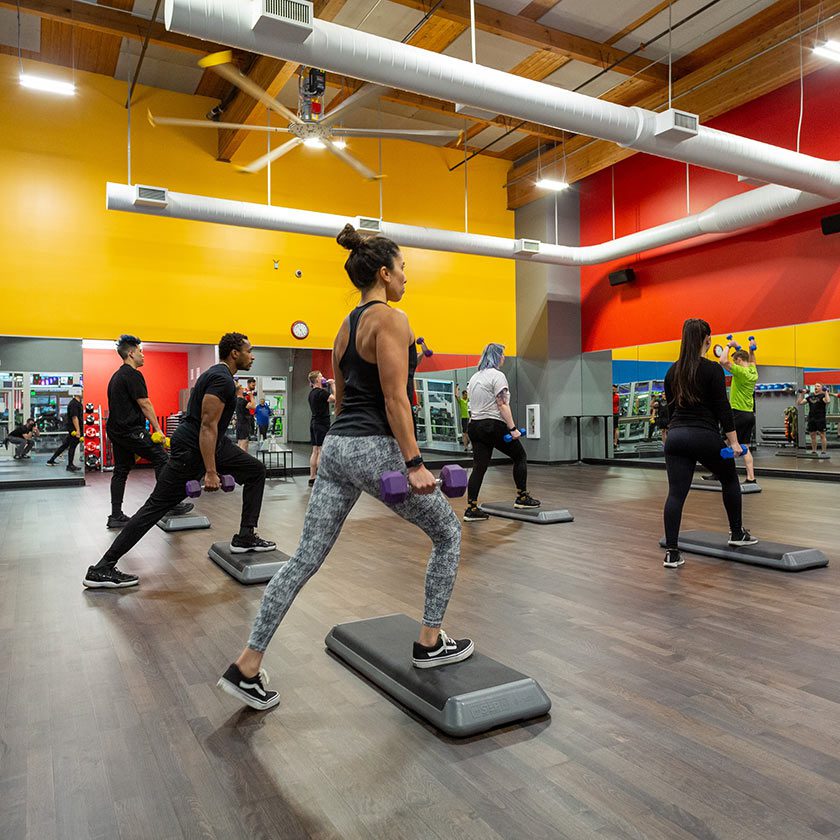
top-left (328, 301), bottom-right (418, 438)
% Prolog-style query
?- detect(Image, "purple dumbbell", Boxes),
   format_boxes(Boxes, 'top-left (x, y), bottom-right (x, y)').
top-left (185, 474), bottom-right (236, 498)
top-left (379, 464), bottom-right (468, 504)
top-left (416, 337), bottom-right (434, 358)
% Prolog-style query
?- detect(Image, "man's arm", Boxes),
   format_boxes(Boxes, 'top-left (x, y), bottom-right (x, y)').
top-left (331, 353), bottom-right (345, 416)
top-left (73, 408), bottom-right (82, 437)
top-left (718, 347), bottom-right (733, 372)
top-left (199, 394), bottom-right (224, 489)
top-left (136, 397), bottom-right (163, 436)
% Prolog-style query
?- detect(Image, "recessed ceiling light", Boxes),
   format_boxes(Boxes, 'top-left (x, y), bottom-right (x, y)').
top-left (331, 138), bottom-right (347, 149)
top-left (535, 178), bottom-right (569, 191)
top-left (303, 137), bottom-right (326, 149)
top-left (20, 72), bottom-right (75, 95)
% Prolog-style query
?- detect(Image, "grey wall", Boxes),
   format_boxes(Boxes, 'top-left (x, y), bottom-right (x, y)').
top-left (0, 337), bottom-right (82, 372)
top-left (513, 192), bottom-right (599, 462)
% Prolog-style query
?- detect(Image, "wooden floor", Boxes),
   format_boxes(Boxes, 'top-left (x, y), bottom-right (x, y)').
top-left (1, 464), bottom-right (839, 839)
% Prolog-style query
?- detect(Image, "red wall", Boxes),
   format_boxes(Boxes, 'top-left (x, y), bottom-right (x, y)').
top-left (83, 349), bottom-right (188, 418)
top-left (580, 64), bottom-right (840, 352)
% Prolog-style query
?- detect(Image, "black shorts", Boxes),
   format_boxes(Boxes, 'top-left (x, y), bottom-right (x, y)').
top-left (235, 423), bottom-right (250, 440)
top-left (807, 418), bottom-right (827, 433)
top-left (460, 416), bottom-right (469, 433)
top-left (613, 413), bottom-right (620, 426)
top-left (732, 409), bottom-right (755, 444)
top-left (310, 423), bottom-right (329, 447)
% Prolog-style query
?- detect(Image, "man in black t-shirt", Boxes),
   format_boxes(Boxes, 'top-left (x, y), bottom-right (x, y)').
top-left (83, 333), bottom-right (276, 590)
top-left (7, 418), bottom-right (38, 459)
top-left (798, 384), bottom-right (832, 455)
top-left (104, 334), bottom-right (193, 529)
top-left (235, 384), bottom-right (255, 451)
top-left (307, 370), bottom-right (334, 486)
top-left (46, 388), bottom-right (84, 471)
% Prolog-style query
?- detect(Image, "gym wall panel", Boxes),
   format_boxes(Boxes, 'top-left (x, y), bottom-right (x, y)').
top-left (580, 64), bottom-right (840, 352)
top-left (0, 53), bottom-right (516, 355)
top-left (82, 349), bottom-right (188, 418)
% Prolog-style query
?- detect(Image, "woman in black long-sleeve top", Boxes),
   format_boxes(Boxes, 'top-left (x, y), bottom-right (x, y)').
top-left (662, 318), bottom-right (758, 568)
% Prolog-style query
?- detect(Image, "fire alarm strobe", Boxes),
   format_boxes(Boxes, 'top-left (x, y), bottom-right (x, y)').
top-left (291, 320), bottom-right (310, 340)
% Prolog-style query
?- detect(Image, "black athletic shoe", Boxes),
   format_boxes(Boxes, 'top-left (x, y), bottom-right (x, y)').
top-left (412, 630), bottom-right (474, 669)
top-left (46, 460), bottom-right (57, 466)
top-left (106, 513), bottom-right (131, 529)
top-left (514, 491), bottom-right (541, 509)
top-left (308, 478), bottom-right (316, 487)
top-left (21, 455), bottom-right (31, 459)
top-left (744, 478), bottom-right (758, 485)
top-left (167, 502), bottom-right (195, 516)
top-left (66, 464), bottom-right (81, 472)
top-left (663, 549), bottom-right (684, 568)
top-left (230, 533), bottom-right (277, 553)
top-left (217, 664), bottom-right (279, 710)
top-left (729, 529), bottom-right (758, 547)
top-left (463, 504), bottom-right (489, 522)
top-left (83, 566), bottom-right (139, 589)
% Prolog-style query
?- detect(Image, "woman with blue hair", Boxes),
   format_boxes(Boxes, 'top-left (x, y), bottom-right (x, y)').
top-left (463, 343), bottom-right (539, 521)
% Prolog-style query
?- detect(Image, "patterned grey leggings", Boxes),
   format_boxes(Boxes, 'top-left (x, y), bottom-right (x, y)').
top-left (248, 435), bottom-right (462, 652)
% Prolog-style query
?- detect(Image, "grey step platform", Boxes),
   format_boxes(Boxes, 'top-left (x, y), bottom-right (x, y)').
top-left (480, 501), bottom-right (573, 524)
top-left (659, 530), bottom-right (828, 571)
top-left (157, 513), bottom-right (211, 532)
top-left (691, 480), bottom-right (762, 494)
top-left (208, 541), bottom-right (289, 584)
top-left (325, 613), bottom-right (551, 737)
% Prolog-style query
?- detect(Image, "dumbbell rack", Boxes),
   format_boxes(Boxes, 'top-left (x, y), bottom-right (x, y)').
top-left (83, 404), bottom-right (105, 471)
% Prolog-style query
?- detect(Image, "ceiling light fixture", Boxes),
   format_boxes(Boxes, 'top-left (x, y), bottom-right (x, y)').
top-left (332, 138), bottom-right (347, 149)
top-left (20, 72), bottom-right (76, 95)
top-left (535, 178), bottom-right (569, 191)
top-left (813, 40), bottom-right (840, 61)
top-left (302, 137), bottom-right (326, 149)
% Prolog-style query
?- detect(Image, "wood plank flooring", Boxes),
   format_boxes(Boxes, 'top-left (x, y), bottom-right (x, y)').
top-left (1, 464), bottom-right (839, 839)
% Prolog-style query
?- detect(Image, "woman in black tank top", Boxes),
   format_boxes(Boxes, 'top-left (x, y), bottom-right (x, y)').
top-left (216, 226), bottom-right (473, 709)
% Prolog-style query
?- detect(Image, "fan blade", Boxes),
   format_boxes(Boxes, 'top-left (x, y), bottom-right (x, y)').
top-left (198, 50), bottom-right (303, 126)
top-left (321, 84), bottom-right (389, 127)
top-left (331, 127), bottom-right (463, 139)
top-left (148, 110), bottom-right (292, 134)
top-left (236, 137), bottom-right (302, 174)
top-left (323, 138), bottom-right (382, 181)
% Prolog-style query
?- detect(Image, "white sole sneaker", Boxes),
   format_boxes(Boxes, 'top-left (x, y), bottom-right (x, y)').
top-left (663, 557), bottom-right (685, 568)
top-left (412, 639), bottom-right (475, 669)
top-left (229, 543), bottom-right (277, 554)
top-left (82, 577), bottom-right (139, 589)
top-left (216, 676), bottom-right (280, 710)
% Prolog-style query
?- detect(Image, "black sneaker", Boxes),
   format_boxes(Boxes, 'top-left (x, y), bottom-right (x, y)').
top-left (744, 478), bottom-right (757, 484)
top-left (230, 533), bottom-right (277, 553)
top-left (217, 664), bottom-right (279, 710)
top-left (308, 478), bottom-right (316, 487)
top-left (66, 464), bottom-right (81, 472)
top-left (514, 491), bottom-right (541, 509)
top-left (463, 504), bottom-right (489, 522)
top-left (46, 460), bottom-right (57, 466)
top-left (729, 529), bottom-right (758, 547)
top-left (663, 549), bottom-right (684, 568)
top-left (167, 502), bottom-right (195, 516)
top-left (412, 630), bottom-right (474, 669)
top-left (106, 512), bottom-right (131, 529)
top-left (83, 566), bottom-right (139, 589)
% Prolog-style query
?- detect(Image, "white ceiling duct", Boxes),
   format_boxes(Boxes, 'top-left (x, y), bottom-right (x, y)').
top-left (105, 181), bottom-right (835, 267)
top-left (164, 0), bottom-right (840, 198)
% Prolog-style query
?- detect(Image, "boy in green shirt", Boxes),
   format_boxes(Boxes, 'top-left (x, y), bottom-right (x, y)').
top-left (719, 342), bottom-right (759, 483)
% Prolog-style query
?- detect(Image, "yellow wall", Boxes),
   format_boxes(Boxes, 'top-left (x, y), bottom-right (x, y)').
top-left (0, 55), bottom-right (516, 353)
top-left (612, 320), bottom-right (840, 368)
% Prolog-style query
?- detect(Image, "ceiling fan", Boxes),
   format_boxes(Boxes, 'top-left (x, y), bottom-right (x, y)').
top-left (148, 50), bottom-right (463, 180)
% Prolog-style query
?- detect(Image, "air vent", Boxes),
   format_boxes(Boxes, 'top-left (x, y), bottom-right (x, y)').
top-left (514, 239), bottom-right (541, 255)
top-left (252, 0), bottom-right (314, 41)
top-left (133, 185), bottom-right (168, 208)
top-left (355, 216), bottom-right (382, 234)
top-left (653, 109), bottom-right (699, 141)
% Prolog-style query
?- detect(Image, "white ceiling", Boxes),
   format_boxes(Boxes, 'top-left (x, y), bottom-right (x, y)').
top-left (0, 6), bottom-right (40, 52)
top-left (443, 29), bottom-right (535, 70)
top-left (115, 41), bottom-right (204, 96)
top-left (332, 0), bottom-right (425, 40)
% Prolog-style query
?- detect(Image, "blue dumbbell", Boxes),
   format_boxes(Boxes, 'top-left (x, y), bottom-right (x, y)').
top-left (748, 335), bottom-right (757, 351)
top-left (504, 428), bottom-right (526, 442)
top-left (726, 334), bottom-right (742, 351)
top-left (720, 444), bottom-right (749, 459)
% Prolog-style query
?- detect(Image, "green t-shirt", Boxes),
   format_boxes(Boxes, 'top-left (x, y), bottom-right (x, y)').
top-left (728, 363), bottom-right (758, 412)
top-left (456, 395), bottom-right (469, 419)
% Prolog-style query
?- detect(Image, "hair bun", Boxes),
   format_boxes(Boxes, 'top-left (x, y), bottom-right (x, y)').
top-left (336, 223), bottom-right (364, 252)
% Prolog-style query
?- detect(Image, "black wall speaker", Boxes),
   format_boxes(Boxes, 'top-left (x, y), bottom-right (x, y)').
top-left (608, 268), bottom-right (636, 286)
top-left (821, 213), bottom-right (840, 236)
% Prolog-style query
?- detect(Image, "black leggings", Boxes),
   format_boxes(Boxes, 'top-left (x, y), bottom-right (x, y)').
top-left (467, 418), bottom-right (527, 502)
top-left (95, 436), bottom-right (266, 571)
top-left (664, 426), bottom-right (742, 549)
top-left (49, 433), bottom-right (81, 466)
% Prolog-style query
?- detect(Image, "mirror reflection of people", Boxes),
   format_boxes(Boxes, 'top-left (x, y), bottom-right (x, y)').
top-left (235, 383), bottom-right (255, 451)
top-left (455, 384), bottom-right (470, 451)
top-left (718, 341), bottom-right (758, 483)
top-left (662, 318), bottom-right (757, 570)
top-left (463, 343), bottom-right (539, 522)
top-left (612, 385), bottom-right (621, 449)
top-left (8, 418), bottom-right (38, 460)
top-left (797, 384), bottom-right (831, 455)
top-left (46, 387), bottom-right (84, 472)
top-left (255, 398), bottom-right (271, 440)
top-left (307, 370), bottom-right (335, 487)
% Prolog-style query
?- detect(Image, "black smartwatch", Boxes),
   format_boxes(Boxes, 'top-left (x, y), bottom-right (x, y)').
top-left (508, 426), bottom-right (517, 432)
top-left (405, 455), bottom-right (424, 469)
